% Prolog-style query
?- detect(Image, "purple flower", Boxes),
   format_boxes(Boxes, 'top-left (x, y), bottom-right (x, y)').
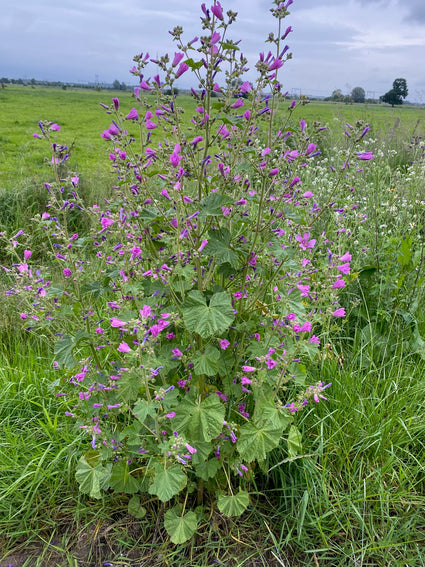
top-left (210, 31), bottom-right (221, 45)
top-left (231, 98), bottom-right (244, 109)
top-left (175, 62), bottom-right (189, 78)
top-left (145, 119), bottom-right (157, 130)
top-left (219, 339), bottom-right (230, 350)
top-left (269, 58), bottom-right (283, 71)
top-left (332, 308), bottom-right (346, 317)
top-left (336, 263), bottom-right (350, 275)
top-left (63, 268), bottom-right (72, 277)
top-left (339, 252), bottom-right (352, 262)
top-left (332, 279), bottom-right (346, 289)
top-left (295, 232), bottom-right (316, 251)
top-left (242, 365), bottom-right (256, 373)
top-left (125, 108), bottom-right (139, 120)
top-left (240, 81), bottom-right (252, 94)
top-left (211, 1), bottom-right (224, 20)
top-left (172, 348), bottom-right (183, 359)
top-left (112, 97), bottom-right (119, 110)
top-left (357, 152), bottom-right (374, 161)
top-left (172, 52), bottom-right (185, 67)
top-left (50, 123), bottom-right (60, 131)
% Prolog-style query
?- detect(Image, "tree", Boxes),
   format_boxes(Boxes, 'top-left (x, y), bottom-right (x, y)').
top-left (112, 79), bottom-right (121, 90)
top-left (329, 89), bottom-right (344, 102)
top-left (380, 78), bottom-right (408, 107)
top-left (351, 86), bottom-right (365, 103)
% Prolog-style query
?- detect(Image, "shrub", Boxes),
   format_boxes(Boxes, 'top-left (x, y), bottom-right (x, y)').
top-left (2, 0), bottom-right (374, 543)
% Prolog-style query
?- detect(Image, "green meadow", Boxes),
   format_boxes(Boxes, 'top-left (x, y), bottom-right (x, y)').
top-left (1, 85), bottom-right (425, 566)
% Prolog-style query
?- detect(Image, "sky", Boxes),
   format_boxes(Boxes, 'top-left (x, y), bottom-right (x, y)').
top-left (1, 0), bottom-right (425, 102)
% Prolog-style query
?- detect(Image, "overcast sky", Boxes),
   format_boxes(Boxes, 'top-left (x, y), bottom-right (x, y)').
top-left (2, 0), bottom-right (425, 101)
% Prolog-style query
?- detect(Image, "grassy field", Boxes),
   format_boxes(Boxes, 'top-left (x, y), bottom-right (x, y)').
top-left (1, 85), bottom-right (423, 191)
top-left (1, 86), bottom-right (425, 566)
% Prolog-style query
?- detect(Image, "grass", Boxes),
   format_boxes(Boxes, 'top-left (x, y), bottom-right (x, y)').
top-left (1, 86), bottom-right (425, 566)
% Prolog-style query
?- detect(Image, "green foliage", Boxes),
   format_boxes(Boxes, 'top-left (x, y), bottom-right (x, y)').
top-left (217, 490), bottom-right (250, 517)
top-left (164, 507), bottom-right (198, 544)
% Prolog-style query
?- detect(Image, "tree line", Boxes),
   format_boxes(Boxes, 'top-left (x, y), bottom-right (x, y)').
top-left (326, 78), bottom-right (409, 106)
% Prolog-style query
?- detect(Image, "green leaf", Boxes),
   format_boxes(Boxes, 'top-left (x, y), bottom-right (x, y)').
top-left (204, 229), bottom-right (239, 267)
top-left (119, 371), bottom-right (141, 403)
top-left (397, 236), bottom-right (413, 267)
top-left (128, 495), bottom-right (146, 519)
top-left (109, 461), bottom-right (140, 494)
top-left (173, 395), bottom-right (225, 442)
top-left (139, 207), bottom-right (161, 222)
top-left (220, 41), bottom-right (240, 51)
top-left (133, 399), bottom-right (157, 424)
top-left (189, 395), bottom-right (225, 442)
top-left (287, 425), bottom-right (303, 458)
top-left (164, 507), bottom-right (198, 544)
top-left (237, 421), bottom-right (282, 462)
top-left (182, 291), bottom-right (234, 338)
top-left (75, 330), bottom-right (92, 343)
top-left (194, 459), bottom-right (221, 481)
top-left (81, 280), bottom-right (111, 298)
top-left (148, 466), bottom-right (187, 502)
top-left (184, 57), bottom-right (204, 71)
top-left (253, 398), bottom-right (292, 430)
top-left (199, 192), bottom-right (233, 216)
top-left (54, 335), bottom-right (76, 368)
top-left (193, 345), bottom-right (220, 376)
top-left (411, 324), bottom-right (425, 360)
top-left (75, 456), bottom-right (111, 499)
top-left (217, 490), bottom-right (250, 517)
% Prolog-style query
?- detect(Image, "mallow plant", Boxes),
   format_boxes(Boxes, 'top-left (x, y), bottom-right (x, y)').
top-left (3, 0), bottom-right (373, 544)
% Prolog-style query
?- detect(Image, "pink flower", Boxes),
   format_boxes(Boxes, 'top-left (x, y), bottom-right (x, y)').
top-left (219, 339), bottom-right (230, 350)
top-left (145, 120), bottom-right (157, 130)
top-left (175, 62), bottom-right (189, 78)
top-left (117, 341), bottom-right (131, 353)
top-left (63, 268), bottom-right (72, 277)
top-left (241, 376), bottom-right (252, 385)
top-left (125, 108), bottom-right (139, 120)
top-left (310, 335), bottom-right (320, 344)
top-left (240, 81), bottom-right (252, 94)
top-left (336, 263), bottom-right (350, 274)
top-left (140, 305), bottom-right (151, 319)
top-left (101, 217), bottom-right (114, 229)
top-left (299, 321), bottom-right (312, 332)
top-left (211, 1), bottom-right (223, 20)
top-left (332, 308), bottom-right (346, 317)
top-left (111, 317), bottom-right (127, 328)
top-left (295, 232), bottom-right (316, 251)
top-left (166, 412), bottom-right (176, 418)
top-left (332, 279), bottom-right (346, 289)
top-left (172, 348), bottom-right (183, 359)
top-left (357, 152), bottom-right (374, 160)
top-left (297, 285), bottom-right (310, 297)
top-left (231, 98), bottom-right (244, 109)
top-left (198, 239), bottom-right (208, 252)
top-left (242, 365), bottom-right (256, 373)
top-left (50, 123), bottom-right (60, 131)
top-left (339, 252), bottom-right (352, 262)
top-left (172, 52), bottom-right (185, 67)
